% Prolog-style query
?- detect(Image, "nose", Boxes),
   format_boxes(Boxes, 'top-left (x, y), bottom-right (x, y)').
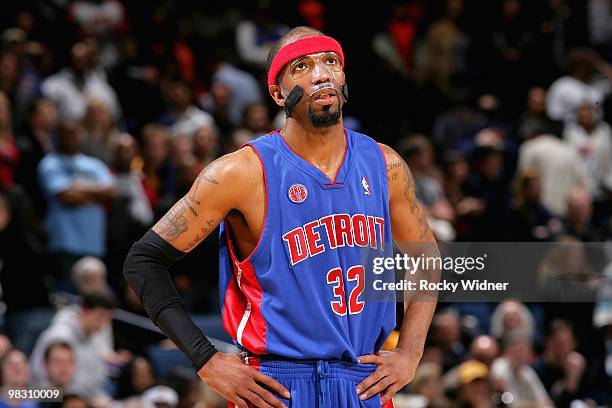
top-left (311, 60), bottom-right (332, 85)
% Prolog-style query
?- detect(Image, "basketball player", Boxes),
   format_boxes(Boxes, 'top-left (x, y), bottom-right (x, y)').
top-left (124, 27), bottom-right (439, 408)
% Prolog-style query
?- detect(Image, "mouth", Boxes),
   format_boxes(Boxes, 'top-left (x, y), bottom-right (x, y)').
top-left (311, 88), bottom-right (338, 106)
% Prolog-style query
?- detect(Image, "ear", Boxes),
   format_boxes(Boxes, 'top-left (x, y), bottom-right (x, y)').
top-left (268, 84), bottom-right (285, 107)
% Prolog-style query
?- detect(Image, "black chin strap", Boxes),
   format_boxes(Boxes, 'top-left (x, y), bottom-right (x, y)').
top-left (283, 83), bottom-right (349, 117)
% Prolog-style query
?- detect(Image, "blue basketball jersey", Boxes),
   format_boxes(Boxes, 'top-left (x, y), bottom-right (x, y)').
top-left (219, 129), bottom-right (395, 361)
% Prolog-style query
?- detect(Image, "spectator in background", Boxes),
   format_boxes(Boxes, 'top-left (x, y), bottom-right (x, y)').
top-left (42, 342), bottom-right (76, 392)
top-left (142, 386), bottom-right (178, 408)
top-left (38, 120), bottom-right (115, 291)
top-left (202, 56), bottom-right (262, 128)
top-left (30, 290), bottom-right (118, 399)
top-left (394, 362), bottom-right (449, 408)
top-left (546, 48), bottom-right (612, 124)
top-left (81, 98), bottom-right (121, 166)
top-left (0, 349), bottom-right (35, 405)
top-left (563, 102), bottom-right (612, 199)
top-left (0, 191), bottom-right (53, 355)
top-left (139, 123), bottom-right (176, 215)
top-left (42, 42), bottom-right (121, 122)
top-left (532, 320), bottom-right (587, 408)
top-left (508, 170), bottom-right (562, 241)
top-left (235, 5), bottom-right (289, 71)
top-left (517, 128), bottom-right (586, 216)
top-left (14, 97), bottom-right (56, 217)
top-left (432, 101), bottom-right (485, 152)
top-left (429, 309), bottom-right (466, 372)
top-left (0, 48), bottom-right (41, 127)
top-left (456, 360), bottom-right (499, 408)
top-left (230, 102), bottom-right (271, 152)
top-left (70, 0), bottom-right (126, 69)
top-left (0, 336), bottom-right (11, 361)
top-left (490, 300), bottom-right (535, 342)
top-left (193, 125), bottom-right (220, 166)
top-left (564, 187), bottom-right (604, 242)
top-left (115, 356), bottom-right (154, 400)
top-left (0, 91), bottom-right (19, 191)
top-left (516, 86), bottom-right (549, 141)
top-left (399, 135), bottom-right (456, 240)
top-left (443, 335), bottom-right (500, 395)
top-left (71, 256), bottom-right (108, 294)
top-left (491, 334), bottom-right (553, 407)
top-left (158, 79), bottom-right (213, 139)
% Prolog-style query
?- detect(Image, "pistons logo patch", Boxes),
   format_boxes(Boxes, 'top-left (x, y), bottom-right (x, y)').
top-left (288, 183), bottom-right (308, 204)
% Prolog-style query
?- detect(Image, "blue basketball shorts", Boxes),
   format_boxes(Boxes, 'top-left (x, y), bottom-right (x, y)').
top-left (229, 357), bottom-right (395, 408)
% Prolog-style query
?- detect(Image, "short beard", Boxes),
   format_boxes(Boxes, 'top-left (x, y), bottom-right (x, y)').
top-left (307, 105), bottom-right (341, 129)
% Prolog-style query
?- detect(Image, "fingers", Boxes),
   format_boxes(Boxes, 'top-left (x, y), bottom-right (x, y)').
top-left (249, 382), bottom-right (288, 408)
top-left (356, 369), bottom-right (385, 396)
top-left (229, 397), bottom-right (248, 408)
top-left (254, 371), bottom-right (291, 399)
top-left (380, 384), bottom-right (401, 404)
top-left (357, 354), bottom-right (382, 365)
top-left (244, 389), bottom-right (283, 408)
top-left (359, 376), bottom-right (393, 400)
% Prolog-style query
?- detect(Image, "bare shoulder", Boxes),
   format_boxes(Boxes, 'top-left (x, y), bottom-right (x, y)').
top-left (198, 146), bottom-right (263, 189)
top-left (377, 143), bottom-right (404, 178)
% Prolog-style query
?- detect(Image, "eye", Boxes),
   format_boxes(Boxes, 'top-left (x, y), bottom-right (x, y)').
top-left (326, 56), bottom-right (338, 64)
top-left (295, 61), bottom-right (308, 71)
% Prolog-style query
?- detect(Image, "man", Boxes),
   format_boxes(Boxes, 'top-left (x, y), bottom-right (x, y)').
top-left (38, 120), bottom-right (115, 291)
top-left (124, 26), bottom-right (438, 407)
top-left (30, 290), bottom-right (117, 399)
top-left (42, 342), bottom-right (76, 391)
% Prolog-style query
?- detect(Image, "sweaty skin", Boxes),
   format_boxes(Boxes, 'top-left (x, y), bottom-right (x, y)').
top-left (151, 31), bottom-right (438, 408)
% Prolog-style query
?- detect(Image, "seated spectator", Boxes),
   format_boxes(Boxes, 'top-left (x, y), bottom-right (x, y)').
top-left (490, 300), bottom-right (535, 342)
top-left (14, 97), bottom-right (57, 217)
top-left (532, 320), bottom-right (587, 407)
top-left (81, 98), bottom-right (121, 166)
top-left (517, 128), bottom-right (586, 216)
top-left (399, 135), bottom-right (456, 240)
top-left (517, 87), bottom-right (550, 141)
top-left (30, 290), bottom-right (119, 399)
top-left (394, 362), bottom-right (450, 408)
top-left (429, 309), bottom-right (466, 372)
top-left (42, 42), bottom-right (121, 122)
top-left (455, 359), bottom-right (501, 408)
top-left (229, 102), bottom-right (272, 152)
top-left (564, 187), bottom-right (605, 242)
top-left (443, 335), bottom-right (500, 394)
top-left (0, 336), bottom-right (11, 360)
top-left (42, 342), bottom-right (76, 391)
top-left (0, 190), bottom-right (53, 355)
top-left (158, 79), bottom-right (213, 139)
top-left (507, 170), bottom-right (562, 241)
top-left (71, 256), bottom-right (108, 294)
top-left (115, 356), bottom-right (154, 400)
top-left (1, 349), bottom-right (32, 390)
top-left (546, 48), bottom-right (612, 124)
top-left (0, 91), bottom-right (19, 191)
top-left (38, 120), bottom-right (115, 291)
top-left (563, 102), bottom-right (612, 199)
top-left (193, 125), bottom-right (220, 166)
top-left (491, 334), bottom-right (553, 407)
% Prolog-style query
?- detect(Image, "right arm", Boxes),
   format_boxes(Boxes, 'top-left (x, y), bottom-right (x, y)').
top-left (123, 148), bottom-right (290, 408)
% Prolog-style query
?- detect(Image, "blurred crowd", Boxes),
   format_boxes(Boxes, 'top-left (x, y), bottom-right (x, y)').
top-left (0, 0), bottom-right (612, 407)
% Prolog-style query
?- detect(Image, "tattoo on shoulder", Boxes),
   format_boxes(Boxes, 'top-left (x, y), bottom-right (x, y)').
top-left (387, 160), bottom-right (401, 181)
top-left (199, 155), bottom-right (230, 185)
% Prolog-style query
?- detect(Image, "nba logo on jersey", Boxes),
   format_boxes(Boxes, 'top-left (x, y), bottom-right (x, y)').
top-left (362, 176), bottom-right (371, 195)
top-left (288, 183), bottom-right (308, 203)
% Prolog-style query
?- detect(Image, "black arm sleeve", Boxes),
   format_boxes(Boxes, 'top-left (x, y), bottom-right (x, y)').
top-left (123, 229), bottom-right (218, 371)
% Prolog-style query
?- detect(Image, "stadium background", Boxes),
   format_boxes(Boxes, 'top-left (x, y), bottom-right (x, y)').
top-left (0, 0), bottom-right (611, 407)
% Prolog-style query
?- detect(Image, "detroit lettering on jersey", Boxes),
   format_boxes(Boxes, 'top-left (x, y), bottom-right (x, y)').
top-left (282, 213), bottom-right (385, 265)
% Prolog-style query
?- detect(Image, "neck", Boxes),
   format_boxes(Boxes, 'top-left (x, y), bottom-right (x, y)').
top-left (281, 118), bottom-right (346, 177)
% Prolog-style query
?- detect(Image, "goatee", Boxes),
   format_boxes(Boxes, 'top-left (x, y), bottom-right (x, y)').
top-left (307, 105), bottom-right (342, 129)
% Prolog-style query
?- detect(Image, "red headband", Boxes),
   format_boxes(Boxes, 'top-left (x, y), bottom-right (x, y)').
top-left (267, 35), bottom-right (345, 86)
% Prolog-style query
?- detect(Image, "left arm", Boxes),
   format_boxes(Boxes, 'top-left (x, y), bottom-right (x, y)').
top-left (356, 144), bottom-right (440, 404)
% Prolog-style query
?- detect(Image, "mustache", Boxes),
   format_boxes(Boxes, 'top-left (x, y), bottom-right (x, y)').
top-left (307, 83), bottom-right (342, 99)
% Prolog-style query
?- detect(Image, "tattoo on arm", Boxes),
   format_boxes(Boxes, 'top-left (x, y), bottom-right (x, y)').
top-left (387, 156), bottom-right (431, 240)
top-left (181, 218), bottom-right (216, 252)
top-left (200, 156), bottom-right (229, 185)
top-left (153, 199), bottom-right (190, 241)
